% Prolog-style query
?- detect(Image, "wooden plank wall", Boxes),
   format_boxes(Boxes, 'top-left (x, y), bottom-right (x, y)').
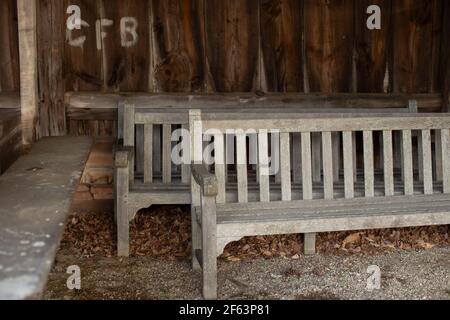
top-left (32, 0), bottom-right (450, 136)
top-left (0, 0), bottom-right (20, 93)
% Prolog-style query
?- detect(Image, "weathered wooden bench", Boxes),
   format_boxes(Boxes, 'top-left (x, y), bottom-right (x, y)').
top-left (114, 101), bottom-right (418, 257)
top-left (189, 110), bottom-right (450, 299)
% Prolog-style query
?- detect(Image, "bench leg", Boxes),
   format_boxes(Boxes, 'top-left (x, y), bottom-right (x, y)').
top-left (201, 196), bottom-right (218, 300)
top-left (191, 208), bottom-right (201, 271)
top-left (304, 233), bottom-right (316, 255)
top-left (116, 166), bottom-right (130, 257)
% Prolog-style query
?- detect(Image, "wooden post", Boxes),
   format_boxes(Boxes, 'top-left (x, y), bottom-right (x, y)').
top-left (17, 0), bottom-right (38, 148)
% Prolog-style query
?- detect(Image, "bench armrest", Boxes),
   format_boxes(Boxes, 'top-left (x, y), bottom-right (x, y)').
top-left (115, 146), bottom-right (134, 168)
top-left (191, 163), bottom-right (218, 197)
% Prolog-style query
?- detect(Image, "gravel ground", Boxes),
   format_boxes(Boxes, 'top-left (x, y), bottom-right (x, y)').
top-left (44, 246), bottom-right (450, 300)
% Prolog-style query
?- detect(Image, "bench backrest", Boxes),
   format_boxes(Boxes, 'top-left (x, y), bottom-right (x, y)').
top-left (121, 101), bottom-right (418, 185)
top-left (190, 110), bottom-right (450, 205)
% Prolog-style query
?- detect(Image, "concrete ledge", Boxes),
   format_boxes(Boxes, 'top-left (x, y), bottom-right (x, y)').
top-left (0, 137), bottom-right (92, 299)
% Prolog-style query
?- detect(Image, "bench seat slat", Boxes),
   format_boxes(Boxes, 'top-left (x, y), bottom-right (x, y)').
top-left (216, 198), bottom-right (450, 221)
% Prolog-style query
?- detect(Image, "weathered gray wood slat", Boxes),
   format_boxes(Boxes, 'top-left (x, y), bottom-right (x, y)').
top-left (217, 198), bottom-right (450, 221)
top-left (280, 133), bottom-right (292, 201)
top-left (144, 124), bottom-right (153, 183)
top-left (441, 129), bottom-right (450, 193)
top-left (189, 110), bottom-right (202, 270)
top-left (332, 133), bottom-right (341, 182)
top-left (236, 132), bottom-right (248, 203)
top-left (162, 124), bottom-right (172, 183)
top-left (136, 126), bottom-right (144, 175)
top-left (421, 130), bottom-right (433, 195)
top-left (343, 131), bottom-right (354, 199)
top-left (435, 130), bottom-right (443, 181)
top-left (214, 133), bottom-right (226, 204)
top-left (312, 133), bottom-right (322, 183)
top-left (259, 131), bottom-right (271, 202)
top-left (322, 132), bottom-right (334, 199)
top-left (402, 130), bottom-right (414, 195)
top-left (383, 130), bottom-right (394, 196)
top-left (215, 193), bottom-right (450, 213)
top-left (181, 124), bottom-right (190, 183)
top-left (301, 132), bottom-right (313, 200)
top-left (363, 131), bottom-right (375, 197)
top-left (124, 104), bottom-right (135, 147)
top-left (202, 115), bottom-right (450, 132)
top-left (292, 133), bottom-right (302, 183)
top-left (216, 206), bottom-right (450, 238)
top-left (201, 194), bottom-right (218, 300)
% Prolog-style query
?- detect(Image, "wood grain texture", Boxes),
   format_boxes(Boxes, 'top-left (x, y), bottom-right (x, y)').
top-left (260, 0), bottom-right (303, 92)
top-left (65, 0), bottom-right (103, 91)
top-left (0, 0), bottom-right (20, 93)
top-left (18, 0), bottom-right (39, 145)
top-left (150, 0), bottom-right (205, 92)
top-left (392, 0), bottom-right (434, 94)
top-left (37, 0), bottom-right (66, 136)
top-left (205, 0), bottom-right (259, 92)
top-left (101, 0), bottom-right (149, 91)
top-left (355, 0), bottom-right (391, 93)
top-left (304, 0), bottom-right (354, 93)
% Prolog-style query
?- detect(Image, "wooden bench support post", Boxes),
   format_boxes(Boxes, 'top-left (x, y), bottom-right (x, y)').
top-left (304, 233), bottom-right (316, 255)
top-left (115, 149), bottom-right (132, 257)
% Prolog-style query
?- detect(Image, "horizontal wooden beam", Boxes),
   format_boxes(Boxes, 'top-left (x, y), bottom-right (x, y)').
top-left (65, 92), bottom-right (444, 121)
top-left (0, 93), bottom-right (20, 109)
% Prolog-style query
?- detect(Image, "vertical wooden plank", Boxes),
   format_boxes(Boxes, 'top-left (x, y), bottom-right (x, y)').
top-left (311, 133), bottom-right (321, 183)
top-left (101, 0), bottom-right (149, 91)
top-left (421, 130), bottom-right (433, 195)
top-left (402, 130), bottom-right (414, 195)
top-left (355, 0), bottom-right (391, 92)
top-left (383, 130), bottom-right (394, 196)
top-left (260, 0), bottom-right (303, 92)
top-left (259, 131), bottom-right (271, 202)
top-left (135, 125), bottom-right (144, 174)
top-left (301, 132), bottom-right (313, 200)
top-left (363, 131), bottom-right (375, 197)
top-left (280, 132), bottom-right (291, 201)
top-left (332, 132), bottom-right (340, 182)
top-left (162, 124), bottom-right (172, 183)
top-left (343, 131), bottom-right (354, 199)
top-left (0, 0), bottom-right (20, 92)
top-left (392, 0), bottom-right (433, 93)
top-left (123, 104), bottom-right (135, 147)
top-left (439, 1), bottom-right (450, 110)
top-left (205, 0), bottom-right (259, 92)
top-left (322, 132), bottom-right (333, 200)
top-left (304, 0), bottom-right (354, 93)
top-left (200, 195), bottom-right (218, 300)
top-left (181, 123), bottom-right (190, 183)
top-left (214, 133), bottom-right (226, 204)
top-left (18, 0), bottom-right (39, 146)
top-left (65, 0), bottom-right (103, 91)
top-left (116, 164), bottom-right (130, 257)
top-left (236, 132), bottom-right (248, 203)
top-left (37, 0), bottom-right (66, 137)
top-left (150, 0), bottom-right (205, 92)
top-left (435, 130), bottom-right (443, 181)
top-left (189, 110), bottom-right (202, 271)
top-left (292, 133), bottom-right (302, 183)
top-left (144, 124), bottom-right (153, 183)
top-left (352, 132), bottom-right (357, 181)
top-left (441, 129), bottom-right (450, 193)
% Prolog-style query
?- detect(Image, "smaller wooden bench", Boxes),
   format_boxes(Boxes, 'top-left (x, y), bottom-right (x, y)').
top-left (189, 110), bottom-right (450, 299)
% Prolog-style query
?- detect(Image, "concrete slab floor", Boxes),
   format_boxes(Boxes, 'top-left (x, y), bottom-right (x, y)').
top-left (0, 137), bottom-right (92, 299)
